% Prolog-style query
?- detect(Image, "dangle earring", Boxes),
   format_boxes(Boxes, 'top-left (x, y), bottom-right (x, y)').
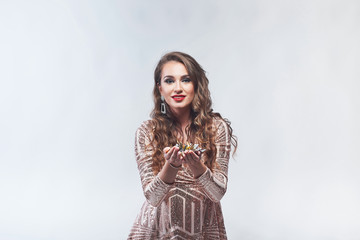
top-left (160, 96), bottom-right (166, 114)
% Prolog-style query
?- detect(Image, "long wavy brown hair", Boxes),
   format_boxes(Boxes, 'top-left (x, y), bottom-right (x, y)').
top-left (149, 51), bottom-right (237, 174)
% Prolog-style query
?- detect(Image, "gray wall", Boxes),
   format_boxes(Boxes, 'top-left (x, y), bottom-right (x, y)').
top-left (0, 0), bottom-right (359, 239)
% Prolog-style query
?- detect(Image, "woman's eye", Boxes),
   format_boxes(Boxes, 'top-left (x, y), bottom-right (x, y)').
top-left (164, 79), bottom-right (174, 84)
top-left (182, 78), bottom-right (191, 82)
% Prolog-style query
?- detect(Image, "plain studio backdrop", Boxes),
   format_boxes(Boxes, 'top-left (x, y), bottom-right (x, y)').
top-left (0, 0), bottom-right (359, 239)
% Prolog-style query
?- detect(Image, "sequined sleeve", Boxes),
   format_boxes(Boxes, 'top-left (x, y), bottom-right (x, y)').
top-left (196, 119), bottom-right (231, 202)
top-left (135, 121), bottom-right (173, 207)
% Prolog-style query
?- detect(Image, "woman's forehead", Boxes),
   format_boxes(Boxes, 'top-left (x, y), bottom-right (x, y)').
top-left (161, 61), bottom-right (188, 77)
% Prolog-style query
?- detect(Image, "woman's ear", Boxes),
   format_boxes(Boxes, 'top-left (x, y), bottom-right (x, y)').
top-left (158, 83), bottom-right (162, 95)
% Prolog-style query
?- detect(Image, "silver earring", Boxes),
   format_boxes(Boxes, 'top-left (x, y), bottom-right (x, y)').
top-left (160, 96), bottom-right (166, 114)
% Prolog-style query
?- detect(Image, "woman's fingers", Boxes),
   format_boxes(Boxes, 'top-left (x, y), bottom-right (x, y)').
top-left (183, 150), bottom-right (200, 165)
top-left (194, 150), bottom-right (201, 156)
top-left (164, 146), bottom-right (179, 161)
top-left (165, 147), bottom-right (202, 166)
top-left (168, 147), bottom-right (183, 167)
top-left (164, 143), bottom-right (204, 165)
top-left (164, 147), bottom-right (174, 160)
top-left (163, 147), bottom-right (171, 154)
top-left (188, 151), bottom-right (199, 162)
top-left (170, 146), bottom-right (179, 161)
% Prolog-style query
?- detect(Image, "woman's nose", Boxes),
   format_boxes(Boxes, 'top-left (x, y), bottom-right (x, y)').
top-left (174, 80), bottom-right (182, 92)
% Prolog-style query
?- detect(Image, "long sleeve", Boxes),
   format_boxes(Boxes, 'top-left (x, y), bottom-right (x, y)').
top-left (135, 121), bottom-right (173, 207)
top-left (196, 119), bottom-right (231, 202)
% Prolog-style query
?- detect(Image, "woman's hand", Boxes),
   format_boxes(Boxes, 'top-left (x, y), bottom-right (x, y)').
top-left (163, 146), bottom-right (182, 168)
top-left (158, 146), bottom-right (182, 184)
top-left (182, 150), bottom-right (200, 166)
top-left (182, 150), bottom-right (207, 178)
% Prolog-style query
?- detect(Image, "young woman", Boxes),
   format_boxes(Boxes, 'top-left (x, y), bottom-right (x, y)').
top-left (128, 52), bottom-right (237, 240)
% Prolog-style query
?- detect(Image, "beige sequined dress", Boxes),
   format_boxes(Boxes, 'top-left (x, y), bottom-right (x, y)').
top-left (128, 118), bottom-right (231, 240)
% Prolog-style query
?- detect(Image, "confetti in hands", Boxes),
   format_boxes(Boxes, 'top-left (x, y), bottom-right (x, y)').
top-left (175, 141), bottom-right (206, 155)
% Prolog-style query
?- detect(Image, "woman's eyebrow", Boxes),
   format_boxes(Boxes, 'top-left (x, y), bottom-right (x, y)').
top-left (162, 75), bottom-right (174, 79)
top-left (162, 74), bottom-right (189, 79)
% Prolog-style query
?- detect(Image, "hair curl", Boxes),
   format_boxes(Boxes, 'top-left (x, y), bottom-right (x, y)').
top-left (149, 51), bottom-right (237, 174)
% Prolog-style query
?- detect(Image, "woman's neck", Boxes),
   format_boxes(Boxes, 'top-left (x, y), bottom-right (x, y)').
top-left (171, 107), bottom-right (191, 132)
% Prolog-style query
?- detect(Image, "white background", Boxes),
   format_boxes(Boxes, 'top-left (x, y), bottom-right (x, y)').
top-left (0, 0), bottom-right (359, 239)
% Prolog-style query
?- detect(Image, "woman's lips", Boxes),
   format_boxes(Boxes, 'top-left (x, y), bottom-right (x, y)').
top-left (172, 95), bottom-right (185, 102)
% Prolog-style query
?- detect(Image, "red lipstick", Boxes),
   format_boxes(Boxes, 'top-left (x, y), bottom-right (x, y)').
top-left (172, 95), bottom-right (185, 102)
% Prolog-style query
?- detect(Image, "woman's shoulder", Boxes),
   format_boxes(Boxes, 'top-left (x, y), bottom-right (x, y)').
top-left (210, 114), bottom-right (233, 141)
top-left (137, 119), bottom-right (153, 131)
top-left (135, 119), bottom-right (154, 136)
top-left (211, 114), bottom-right (229, 129)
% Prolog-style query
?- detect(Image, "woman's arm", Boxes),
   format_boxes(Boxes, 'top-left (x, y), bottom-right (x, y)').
top-left (135, 121), bottom-right (174, 207)
top-left (135, 121), bottom-right (185, 207)
top-left (195, 119), bottom-right (232, 202)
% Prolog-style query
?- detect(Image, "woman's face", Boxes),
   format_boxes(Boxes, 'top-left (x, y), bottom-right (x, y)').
top-left (159, 61), bottom-right (195, 114)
